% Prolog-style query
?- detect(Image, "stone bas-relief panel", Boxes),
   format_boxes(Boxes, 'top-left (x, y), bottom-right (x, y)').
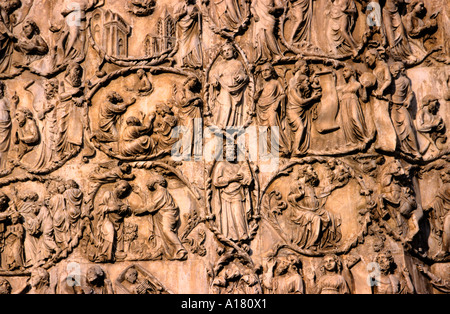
top-left (0, 0), bottom-right (448, 295)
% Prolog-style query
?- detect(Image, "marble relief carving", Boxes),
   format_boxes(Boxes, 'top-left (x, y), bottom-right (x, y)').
top-left (0, 0), bottom-right (448, 295)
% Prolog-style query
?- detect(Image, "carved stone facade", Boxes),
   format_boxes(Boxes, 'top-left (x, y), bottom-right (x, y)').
top-left (0, 0), bottom-right (448, 295)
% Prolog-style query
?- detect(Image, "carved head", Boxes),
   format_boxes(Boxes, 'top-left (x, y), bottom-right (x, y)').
top-left (147, 174), bottom-right (167, 191)
top-left (65, 62), bottom-right (84, 88)
top-left (409, 0), bottom-right (426, 16)
top-left (422, 95), bottom-right (439, 114)
top-left (107, 92), bottom-right (124, 104)
top-left (260, 63), bottom-right (276, 81)
top-left (86, 265), bottom-right (106, 286)
top-left (184, 76), bottom-right (201, 92)
top-left (389, 62), bottom-right (405, 79)
top-left (15, 107), bottom-right (33, 126)
top-left (0, 279), bottom-right (12, 295)
top-left (375, 250), bottom-right (396, 274)
top-left (342, 64), bottom-right (356, 81)
top-left (440, 168), bottom-right (450, 184)
top-left (220, 43), bottom-right (237, 60)
top-left (294, 59), bottom-right (310, 76)
top-left (126, 116), bottom-right (142, 126)
top-left (30, 268), bottom-right (50, 289)
top-left (66, 179), bottom-right (79, 189)
top-left (364, 49), bottom-right (379, 68)
top-left (4, 0), bottom-right (22, 14)
top-left (320, 254), bottom-right (342, 274)
top-left (114, 180), bottom-right (132, 199)
top-left (124, 268), bottom-right (138, 284)
top-left (23, 20), bottom-right (40, 38)
top-left (44, 79), bottom-right (59, 100)
top-left (298, 165), bottom-right (319, 187)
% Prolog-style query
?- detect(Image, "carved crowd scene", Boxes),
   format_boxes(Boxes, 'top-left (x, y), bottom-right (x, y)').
top-left (0, 0), bottom-right (448, 294)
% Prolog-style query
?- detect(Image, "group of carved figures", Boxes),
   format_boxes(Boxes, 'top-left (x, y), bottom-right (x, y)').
top-left (0, 0), bottom-right (447, 294)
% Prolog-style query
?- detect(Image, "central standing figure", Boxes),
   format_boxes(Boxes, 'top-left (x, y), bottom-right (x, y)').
top-left (209, 43), bottom-right (249, 129)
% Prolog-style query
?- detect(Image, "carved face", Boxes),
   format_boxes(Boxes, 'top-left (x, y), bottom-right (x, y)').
top-left (364, 52), bottom-right (377, 68)
top-left (125, 269), bottom-right (138, 284)
top-left (115, 181), bottom-right (132, 199)
top-left (44, 81), bottom-right (58, 100)
top-left (15, 110), bottom-right (27, 126)
top-left (221, 45), bottom-right (235, 60)
top-left (376, 253), bottom-right (392, 273)
top-left (323, 255), bottom-right (337, 272)
top-left (342, 67), bottom-right (353, 80)
top-left (87, 266), bottom-right (103, 284)
top-left (67, 65), bottom-right (83, 88)
top-left (23, 22), bottom-right (35, 38)
top-left (261, 65), bottom-right (273, 80)
top-left (441, 170), bottom-right (450, 184)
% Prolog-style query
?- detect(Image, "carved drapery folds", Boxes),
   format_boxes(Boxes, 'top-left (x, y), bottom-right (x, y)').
top-left (0, 0), bottom-right (448, 294)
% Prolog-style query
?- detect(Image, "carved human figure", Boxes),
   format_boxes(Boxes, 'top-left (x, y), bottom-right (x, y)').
top-left (33, 79), bottom-right (59, 171)
top-left (3, 211), bottom-right (24, 270)
top-left (14, 19), bottom-right (49, 65)
top-left (255, 63), bottom-right (289, 156)
top-left (51, 0), bottom-right (102, 68)
top-left (119, 266), bottom-right (166, 294)
top-left (263, 255), bottom-right (304, 294)
top-left (286, 60), bottom-right (322, 156)
top-left (97, 92), bottom-right (136, 142)
top-left (95, 180), bottom-right (132, 262)
top-left (403, 1), bottom-right (438, 60)
top-left (336, 64), bottom-right (368, 147)
top-left (378, 159), bottom-right (420, 240)
top-left (37, 194), bottom-right (61, 263)
top-left (389, 62), bottom-right (421, 159)
top-left (20, 267), bottom-right (56, 294)
top-left (415, 95), bottom-right (447, 156)
top-left (63, 179), bottom-right (83, 244)
top-left (371, 250), bottom-right (414, 294)
top-left (210, 0), bottom-right (246, 32)
top-left (208, 43), bottom-right (249, 129)
top-left (287, 165), bottom-right (341, 249)
top-left (0, 191), bottom-right (13, 267)
top-left (382, 0), bottom-right (416, 64)
top-left (251, 0), bottom-right (283, 64)
top-left (134, 69), bottom-right (153, 96)
top-left (417, 265), bottom-right (450, 294)
top-left (134, 175), bottom-right (188, 260)
top-left (127, 0), bottom-right (156, 16)
top-left (326, 0), bottom-right (359, 57)
top-left (362, 48), bottom-right (396, 153)
top-left (173, 76), bottom-right (203, 157)
top-left (48, 182), bottom-right (69, 251)
top-left (285, 0), bottom-right (314, 47)
top-left (425, 168), bottom-right (450, 258)
top-left (89, 162), bottom-right (135, 183)
top-left (82, 265), bottom-right (114, 294)
top-left (211, 147), bottom-right (253, 242)
top-left (0, 0), bottom-right (22, 73)
top-left (56, 62), bottom-right (86, 160)
top-left (174, 0), bottom-right (203, 69)
top-left (13, 107), bottom-right (40, 160)
top-left (152, 103), bottom-right (178, 153)
top-left (0, 82), bottom-right (15, 169)
top-left (16, 191), bottom-right (40, 267)
top-left (307, 254), bottom-right (351, 294)
top-left (119, 115), bottom-right (155, 157)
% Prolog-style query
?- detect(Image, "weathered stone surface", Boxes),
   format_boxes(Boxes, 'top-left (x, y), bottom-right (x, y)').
top-left (0, 0), bottom-right (448, 294)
